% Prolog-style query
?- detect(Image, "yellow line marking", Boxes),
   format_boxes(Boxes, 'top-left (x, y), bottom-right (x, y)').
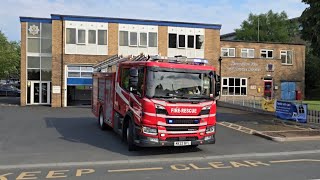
top-left (108, 167), bottom-right (163, 173)
top-left (269, 159), bottom-right (320, 163)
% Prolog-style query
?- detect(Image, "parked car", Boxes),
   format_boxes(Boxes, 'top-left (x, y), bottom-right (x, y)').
top-left (0, 84), bottom-right (21, 97)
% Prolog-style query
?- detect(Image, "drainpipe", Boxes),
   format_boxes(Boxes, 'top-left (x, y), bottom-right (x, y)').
top-left (61, 16), bottom-right (64, 107)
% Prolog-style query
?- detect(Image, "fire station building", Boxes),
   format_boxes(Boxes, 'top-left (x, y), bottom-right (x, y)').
top-left (19, 14), bottom-right (305, 107)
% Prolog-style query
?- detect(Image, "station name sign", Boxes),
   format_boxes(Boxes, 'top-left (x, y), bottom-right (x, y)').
top-left (228, 61), bottom-right (261, 72)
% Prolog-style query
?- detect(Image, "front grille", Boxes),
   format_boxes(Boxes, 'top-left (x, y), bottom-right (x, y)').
top-left (166, 137), bottom-right (198, 142)
top-left (166, 118), bottom-right (200, 124)
top-left (166, 126), bottom-right (199, 132)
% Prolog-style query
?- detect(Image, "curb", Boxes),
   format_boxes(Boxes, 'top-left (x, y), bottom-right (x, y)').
top-left (253, 131), bottom-right (320, 142)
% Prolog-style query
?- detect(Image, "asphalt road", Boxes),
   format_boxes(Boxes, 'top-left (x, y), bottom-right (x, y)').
top-left (0, 105), bottom-right (320, 179)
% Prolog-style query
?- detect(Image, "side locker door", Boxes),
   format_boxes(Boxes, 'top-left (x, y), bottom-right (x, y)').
top-left (105, 77), bottom-right (113, 125)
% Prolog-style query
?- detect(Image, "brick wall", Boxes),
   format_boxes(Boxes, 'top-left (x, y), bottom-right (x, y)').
top-left (220, 40), bottom-right (305, 100)
top-left (108, 23), bottom-right (118, 55)
top-left (204, 29), bottom-right (220, 67)
top-left (158, 26), bottom-right (168, 56)
top-left (20, 22), bottom-right (27, 106)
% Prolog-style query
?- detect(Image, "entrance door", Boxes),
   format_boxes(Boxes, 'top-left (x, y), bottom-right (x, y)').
top-left (264, 81), bottom-right (273, 99)
top-left (281, 82), bottom-right (296, 100)
top-left (30, 81), bottom-right (51, 104)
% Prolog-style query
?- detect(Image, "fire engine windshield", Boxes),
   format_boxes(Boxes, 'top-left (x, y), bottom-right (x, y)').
top-left (146, 69), bottom-right (213, 99)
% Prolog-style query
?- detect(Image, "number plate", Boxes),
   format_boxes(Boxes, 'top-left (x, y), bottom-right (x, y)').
top-left (174, 141), bottom-right (191, 146)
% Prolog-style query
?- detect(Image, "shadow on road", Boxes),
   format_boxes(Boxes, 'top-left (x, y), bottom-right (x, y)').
top-left (45, 117), bottom-right (202, 156)
top-left (217, 107), bottom-right (275, 123)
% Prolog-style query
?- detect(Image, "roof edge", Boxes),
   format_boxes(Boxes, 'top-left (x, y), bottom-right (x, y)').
top-left (50, 14), bottom-right (222, 30)
top-left (20, 16), bottom-right (52, 23)
top-left (221, 39), bottom-right (306, 46)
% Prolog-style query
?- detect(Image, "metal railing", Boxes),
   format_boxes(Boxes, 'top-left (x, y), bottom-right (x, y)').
top-left (218, 96), bottom-right (320, 124)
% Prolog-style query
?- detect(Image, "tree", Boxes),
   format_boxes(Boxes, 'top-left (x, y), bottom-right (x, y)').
top-left (0, 31), bottom-right (20, 79)
top-left (300, 0), bottom-right (320, 57)
top-left (235, 10), bottom-right (299, 42)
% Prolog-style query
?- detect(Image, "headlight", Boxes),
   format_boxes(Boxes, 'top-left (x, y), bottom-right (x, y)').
top-left (200, 106), bottom-right (211, 115)
top-left (156, 104), bottom-right (167, 115)
top-left (142, 126), bottom-right (158, 135)
top-left (206, 125), bottom-right (215, 134)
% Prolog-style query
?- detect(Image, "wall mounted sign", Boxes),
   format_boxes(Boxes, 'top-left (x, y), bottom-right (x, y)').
top-left (28, 25), bottom-right (40, 36)
top-left (266, 64), bottom-right (275, 72)
top-left (52, 86), bottom-right (61, 94)
top-left (250, 85), bottom-right (257, 90)
top-left (227, 61), bottom-right (261, 72)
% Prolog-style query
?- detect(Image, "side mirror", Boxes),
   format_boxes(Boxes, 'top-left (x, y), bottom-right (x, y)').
top-left (129, 68), bottom-right (138, 94)
top-left (215, 74), bottom-right (221, 98)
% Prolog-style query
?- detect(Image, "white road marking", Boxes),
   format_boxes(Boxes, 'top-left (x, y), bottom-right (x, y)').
top-left (0, 149), bottom-right (320, 170)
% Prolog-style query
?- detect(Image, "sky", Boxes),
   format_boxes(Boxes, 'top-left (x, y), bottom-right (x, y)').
top-left (0, 0), bottom-right (308, 41)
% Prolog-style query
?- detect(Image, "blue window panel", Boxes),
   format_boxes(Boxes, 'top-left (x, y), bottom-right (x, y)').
top-left (67, 78), bottom-right (92, 85)
top-left (281, 82), bottom-right (296, 101)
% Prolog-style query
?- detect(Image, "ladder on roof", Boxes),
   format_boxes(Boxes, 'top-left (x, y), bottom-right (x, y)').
top-left (93, 54), bottom-right (149, 72)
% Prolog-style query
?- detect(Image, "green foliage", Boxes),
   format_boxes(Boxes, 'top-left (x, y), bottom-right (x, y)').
top-left (235, 10), bottom-right (299, 42)
top-left (0, 31), bottom-right (20, 79)
top-left (300, 0), bottom-right (320, 57)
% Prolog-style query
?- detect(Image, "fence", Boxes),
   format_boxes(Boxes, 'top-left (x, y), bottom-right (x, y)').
top-left (218, 96), bottom-right (320, 124)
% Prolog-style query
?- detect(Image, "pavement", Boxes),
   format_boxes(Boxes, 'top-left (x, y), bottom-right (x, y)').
top-left (0, 105), bottom-right (320, 179)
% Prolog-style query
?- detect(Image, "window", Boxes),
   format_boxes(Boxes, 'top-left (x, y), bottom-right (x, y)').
top-left (169, 33), bottom-right (177, 48)
top-left (27, 23), bottom-right (40, 38)
top-left (27, 57), bottom-right (40, 69)
top-left (41, 57), bottom-right (52, 69)
top-left (281, 50), bottom-right (293, 65)
top-left (188, 35), bottom-right (194, 48)
top-left (196, 35), bottom-right (204, 49)
top-left (66, 28), bottom-right (76, 44)
top-left (67, 66), bottom-right (93, 78)
top-left (119, 31), bottom-right (129, 46)
top-left (88, 30), bottom-right (96, 44)
top-left (148, 32), bottom-right (157, 47)
top-left (121, 68), bottom-right (130, 91)
top-left (41, 23), bottom-right (52, 39)
top-left (41, 39), bottom-right (52, 53)
top-left (261, 49), bottom-right (273, 59)
top-left (129, 32), bottom-right (138, 46)
top-left (139, 32), bottom-right (148, 47)
top-left (27, 38), bottom-right (40, 53)
top-left (221, 48), bottom-right (235, 57)
top-left (241, 49), bottom-right (254, 58)
top-left (222, 77), bottom-right (247, 96)
top-left (178, 35), bottom-right (185, 48)
top-left (98, 30), bottom-right (107, 45)
top-left (137, 67), bottom-right (145, 96)
top-left (77, 29), bottom-right (86, 44)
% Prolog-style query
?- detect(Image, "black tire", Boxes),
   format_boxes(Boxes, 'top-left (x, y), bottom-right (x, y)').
top-left (98, 109), bottom-right (107, 131)
top-left (126, 119), bottom-right (138, 151)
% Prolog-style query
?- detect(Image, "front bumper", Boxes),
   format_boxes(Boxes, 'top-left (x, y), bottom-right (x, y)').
top-left (136, 134), bottom-right (216, 147)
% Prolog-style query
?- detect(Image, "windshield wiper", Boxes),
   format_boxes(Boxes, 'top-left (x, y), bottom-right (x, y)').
top-left (153, 94), bottom-right (188, 99)
top-left (183, 94), bottom-right (211, 100)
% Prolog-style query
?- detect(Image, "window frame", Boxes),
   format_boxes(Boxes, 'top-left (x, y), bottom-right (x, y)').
top-left (195, 35), bottom-right (204, 50)
top-left (178, 34), bottom-right (186, 48)
top-left (67, 65), bottom-right (93, 78)
top-left (139, 32), bottom-right (148, 47)
top-left (148, 32), bottom-right (158, 47)
top-left (77, 29), bottom-right (86, 45)
top-left (241, 48), bottom-right (255, 58)
top-left (280, 50), bottom-right (293, 65)
top-left (119, 31), bottom-right (129, 46)
top-left (187, 35), bottom-right (195, 48)
top-left (260, 49), bottom-right (274, 59)
top-left (88, 29), bottom-right (97, 45)
top-left (221, 48), bottom-right (236, 57)
top-left (97, 29), bottom-right (108, 45)
top-left (221, 77), bottom-right (247, 96)
top-left (129, 32), bottom-right (138, 47)
top-left (168, 33), bottom-right (177, 48)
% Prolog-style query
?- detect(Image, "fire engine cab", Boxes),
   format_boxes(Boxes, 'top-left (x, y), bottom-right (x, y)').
top-left (92, 55), bottom-right (221, 151)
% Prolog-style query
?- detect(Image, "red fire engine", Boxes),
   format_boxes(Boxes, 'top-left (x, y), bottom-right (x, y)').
top-left (92, 55), bottom-right (221, 151)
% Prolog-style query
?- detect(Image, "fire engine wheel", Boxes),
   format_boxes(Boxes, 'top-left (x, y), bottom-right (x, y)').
top-left (99, 110), bottom-right (107, 130)
top-left (126, 120), bottom-right (138, 151)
